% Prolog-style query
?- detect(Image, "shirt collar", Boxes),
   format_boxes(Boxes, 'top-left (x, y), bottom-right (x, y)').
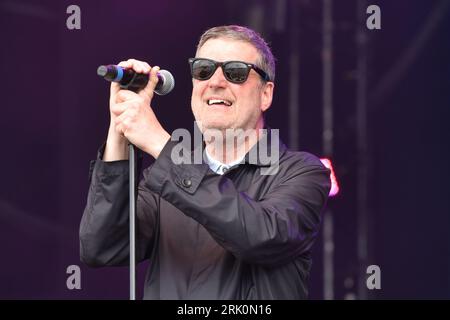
top-left (192, 125), bottom-right (287, 170)
top-left (204, 148), bottom-right (244, 175)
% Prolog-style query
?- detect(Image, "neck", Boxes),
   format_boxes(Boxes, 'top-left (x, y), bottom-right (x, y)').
top-left (204, 119), bottom-right (264, 164)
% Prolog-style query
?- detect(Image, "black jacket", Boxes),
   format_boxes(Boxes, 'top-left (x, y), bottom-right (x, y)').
top-left (80, 132), bottom-right (331, 299)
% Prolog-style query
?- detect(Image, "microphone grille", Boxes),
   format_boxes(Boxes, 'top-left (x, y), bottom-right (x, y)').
top-left (155, 70), bottom-right (175, 96)
top-left (97, 65), bottom-right (108, 77)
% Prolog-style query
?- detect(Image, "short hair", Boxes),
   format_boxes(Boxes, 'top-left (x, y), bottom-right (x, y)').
top-left (196, 25), bottom-right (276, 82)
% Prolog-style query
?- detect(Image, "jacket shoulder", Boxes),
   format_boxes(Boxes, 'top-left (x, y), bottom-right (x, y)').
top-left (281, 149), bottom-right (327, 170)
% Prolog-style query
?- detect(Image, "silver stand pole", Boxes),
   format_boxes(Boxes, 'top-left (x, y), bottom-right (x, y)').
top-left (129, 143), bottom-right (136, 300)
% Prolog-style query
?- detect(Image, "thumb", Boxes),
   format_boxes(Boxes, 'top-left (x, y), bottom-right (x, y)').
top-left (110, 82), bottom-right (121, 100)
top-left (140, 65), bottom-right (160, 101)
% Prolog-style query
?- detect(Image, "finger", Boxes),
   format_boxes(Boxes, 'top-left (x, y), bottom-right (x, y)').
top-left (111, 99), bottom-right (139, 116)
top-left (112, 59), bottom-right (151, 98)
top-left (141, 61), bottom-right (151, 74)
top-left (118, 60), bottom-right (131, 68)
top-left (110, 81), bottom-right (121, 97)
top-left (111, 101), bottom-right (127, 117)
top-left (137, 61), bottom-right (150, 74)
top-left (122, 58), bottom-right (141, 73)
top-left (126, 58), bottom-right (150, 74)
top-left (115, 89), bottom-right (139, 103)
top-left (114, 114), bottom-right (128, 134)
top-left (115, 121), bottom-right (125, 136)
top-left (140, 65), bottom-right (160, 100)
top-left (114, 108), bottom-right (137, 125)
top-left (116, 116), bottom-right (133, 136)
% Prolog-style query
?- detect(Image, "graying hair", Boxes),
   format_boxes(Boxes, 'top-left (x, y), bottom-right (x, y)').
top-left (196, 25), bottom-right (276, 82)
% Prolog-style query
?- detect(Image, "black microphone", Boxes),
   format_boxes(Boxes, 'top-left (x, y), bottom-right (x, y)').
top-left (97, 65), bottom-right (175, 95)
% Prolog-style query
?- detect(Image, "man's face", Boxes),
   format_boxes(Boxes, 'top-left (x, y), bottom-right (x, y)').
top-left (191, 38), bottom-right (274, 132)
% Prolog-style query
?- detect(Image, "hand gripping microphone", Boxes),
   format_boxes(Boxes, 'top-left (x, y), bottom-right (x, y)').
top-left (97, 64), bottom-right (175, 95)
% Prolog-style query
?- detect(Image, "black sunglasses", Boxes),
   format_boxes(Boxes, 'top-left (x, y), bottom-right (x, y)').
top-left (188, 58), bottom-right (271, 84)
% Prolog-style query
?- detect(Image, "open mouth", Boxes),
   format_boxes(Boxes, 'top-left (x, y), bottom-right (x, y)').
top-left (207, 99), bottom-right (232, 107)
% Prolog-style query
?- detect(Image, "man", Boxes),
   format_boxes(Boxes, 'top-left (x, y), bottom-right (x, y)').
top-left (80, 25), bottom-right (331, 299)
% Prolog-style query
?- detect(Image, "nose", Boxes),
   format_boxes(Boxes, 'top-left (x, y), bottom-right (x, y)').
top-left (208, 66), bottom-right (228, 88)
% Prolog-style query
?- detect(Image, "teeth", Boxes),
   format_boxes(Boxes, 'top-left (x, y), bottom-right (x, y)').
top-left (207, 99), bottom-right (232, 106)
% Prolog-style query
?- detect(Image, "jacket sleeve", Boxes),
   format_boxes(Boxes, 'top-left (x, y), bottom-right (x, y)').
top-left (145, 140), bottom-right (331, 267)
top-left (79, 146), bottom-right (158, 267)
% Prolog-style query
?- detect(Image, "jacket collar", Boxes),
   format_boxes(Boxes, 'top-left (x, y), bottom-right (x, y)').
top-left (193, 125), bottom-right (287, 168)
top-left (243, 126), bottom-right (287, 167)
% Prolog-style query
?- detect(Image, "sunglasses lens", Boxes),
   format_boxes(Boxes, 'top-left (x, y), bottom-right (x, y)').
top-left (190, 59), bottom-right (252, 83)
top-left (224, 62), bottom-right (249, 83)
top-left (192, 60), bottom-right (215, 80)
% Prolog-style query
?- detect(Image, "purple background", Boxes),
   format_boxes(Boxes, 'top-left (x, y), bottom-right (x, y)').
top-left (0, 0), bottom-right (449, 299)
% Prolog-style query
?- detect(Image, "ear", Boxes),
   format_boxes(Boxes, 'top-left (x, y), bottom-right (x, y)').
top-left (260, 81), bottom-right (274, 112)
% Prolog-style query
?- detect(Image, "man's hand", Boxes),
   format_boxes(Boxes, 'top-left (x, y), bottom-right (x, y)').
top-left (104, 58), bottom-right (170, 160)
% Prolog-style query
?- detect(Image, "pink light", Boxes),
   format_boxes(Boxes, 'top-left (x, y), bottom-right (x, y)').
top-left (320, 158), bottom-right (339, 197)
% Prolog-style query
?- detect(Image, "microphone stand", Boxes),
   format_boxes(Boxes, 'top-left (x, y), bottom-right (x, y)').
top-left (129, 143), bottom-right (137, 300)
top-left (97, 66), bottom-right (174, 300)
top-left (122, 75), bottom-right (141, 301)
